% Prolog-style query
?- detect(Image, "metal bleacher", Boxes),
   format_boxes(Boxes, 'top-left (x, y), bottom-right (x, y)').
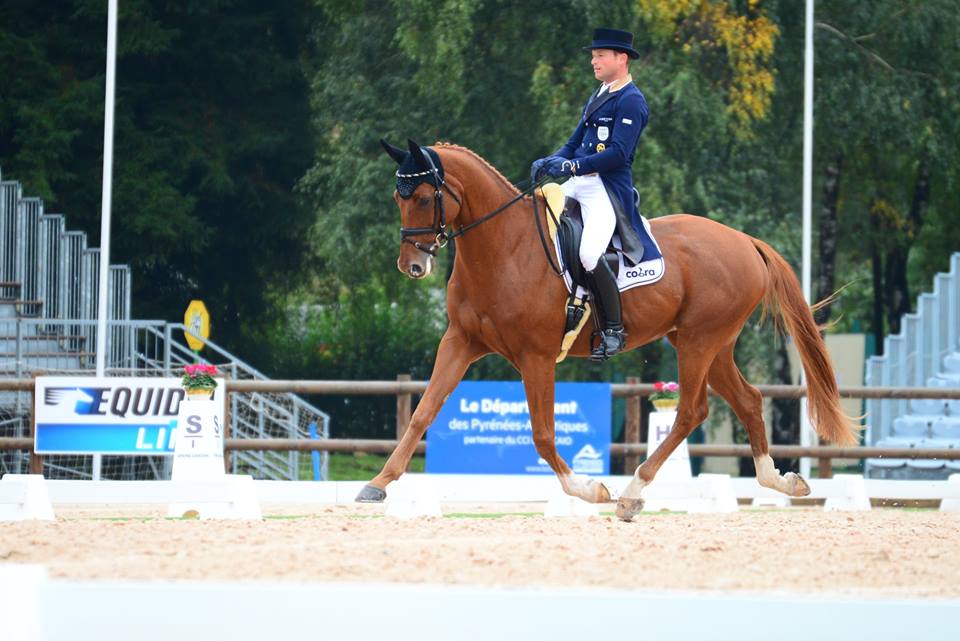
top-left (0, 167), bottom-right (330, 480)
top-left (865, 252), bottom-right (960, 479)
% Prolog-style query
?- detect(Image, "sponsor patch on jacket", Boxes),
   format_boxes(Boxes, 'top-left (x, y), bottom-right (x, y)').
top-left (622, 118), bottom-right (633, 125)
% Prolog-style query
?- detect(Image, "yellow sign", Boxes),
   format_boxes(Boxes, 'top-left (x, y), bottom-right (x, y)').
top-left (183, 300), bottom-right (210, 351)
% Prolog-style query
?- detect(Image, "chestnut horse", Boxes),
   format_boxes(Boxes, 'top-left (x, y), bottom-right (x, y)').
top-left (356, 139), bottom-right (857, 521)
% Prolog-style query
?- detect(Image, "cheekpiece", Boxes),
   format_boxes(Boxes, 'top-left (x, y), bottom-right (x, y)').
top-left (395, 147), bottom-right (445, 199)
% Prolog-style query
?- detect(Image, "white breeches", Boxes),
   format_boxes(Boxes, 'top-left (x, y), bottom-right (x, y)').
top-left (561, 174), bottom-right (616, 271)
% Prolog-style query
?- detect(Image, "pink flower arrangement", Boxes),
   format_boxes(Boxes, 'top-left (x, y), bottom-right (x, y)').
top-left (181, 363), bottom-right (218, 392)
top-left (650, 380), bottom-right (679, 402)
top-left (184, 364), bottom-right (217, 376)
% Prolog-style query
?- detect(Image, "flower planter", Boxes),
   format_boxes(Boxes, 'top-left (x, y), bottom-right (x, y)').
top-left (182, 363), bottom-right (218, 400)
top-left (651, 398), bottom-right (679, 412)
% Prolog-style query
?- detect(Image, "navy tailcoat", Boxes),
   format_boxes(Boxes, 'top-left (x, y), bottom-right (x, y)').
top-left (554, 80), bottom-right (659, 265)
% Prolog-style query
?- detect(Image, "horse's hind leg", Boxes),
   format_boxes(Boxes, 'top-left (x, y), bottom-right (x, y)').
top-left (617, 333), bottom-right (714, 521)
top-left (356, 327), bottom-right (482, 502)
top-left (707, 342), bottom-right (810, 497)
top-left (520, 354), bottom-right (611, 503)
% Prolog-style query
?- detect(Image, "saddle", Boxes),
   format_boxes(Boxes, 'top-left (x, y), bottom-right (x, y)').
top-left (556, 203), bottom-right (621, 289)
top-left (541, 183), bottom-right (622, 363)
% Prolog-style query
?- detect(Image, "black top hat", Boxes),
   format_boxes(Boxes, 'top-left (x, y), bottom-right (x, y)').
top-left (583, 27), bottom-right (640, 59)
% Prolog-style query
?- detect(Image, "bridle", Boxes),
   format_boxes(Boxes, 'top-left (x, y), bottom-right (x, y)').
top-left (397, 148), bottom-right (562, 273)
top-left (396, 150), bottom-right (462, 256)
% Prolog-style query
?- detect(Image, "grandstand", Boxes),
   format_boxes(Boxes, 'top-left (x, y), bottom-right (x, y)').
top-left (865, 252), bottom-right (960, 479)
top-left (0, 168), bottom-right (329, 481)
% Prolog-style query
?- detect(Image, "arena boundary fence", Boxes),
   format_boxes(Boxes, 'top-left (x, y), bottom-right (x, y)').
top-left (3, 473), bottom-right (960, 519)
top-left (17, 473), bottom-right (960, 508)
top-left (2, 378), bottom-right (960, 475)
top-left (4, 565), bottom-right (956, 641)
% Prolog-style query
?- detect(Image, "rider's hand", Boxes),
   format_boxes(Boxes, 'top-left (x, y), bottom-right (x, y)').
top-left (531, 155), bottom-right (569, 183)
top-left (530, 157), bottom-right (549, 184)
top-left (544, 157), bottom-right (578, 178)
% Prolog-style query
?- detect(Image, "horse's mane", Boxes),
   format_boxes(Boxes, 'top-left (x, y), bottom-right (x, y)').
top-left (434, 142), bottom-right (532, 201)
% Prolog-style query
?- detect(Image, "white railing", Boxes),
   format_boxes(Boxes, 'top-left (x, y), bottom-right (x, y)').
top-left (865, 252), bottom-right (960, 477)
top-left (0, 169), bottom-right (329, 481)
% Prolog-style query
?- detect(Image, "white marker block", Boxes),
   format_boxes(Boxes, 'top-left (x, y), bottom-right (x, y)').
top-left (167, 475), bottom-right (262, 520)
top-left (643, 474), bottom-right (739, 514)
top-left (0, 474), bottom-right (55, 521)
top-left (823, 474), bottom-right (872, 511)
top-left (695, 474), bottom-right (739, 513)
top-left (167, 399), bottom-right (257, 518)
top-left (939, 474), bottom-right (960, 512)
top-left (385, 475), bottom-right (442, 519)
top-left (646, 411), bottom-right (693, 482)
top-left (544, 483), bottom-right (600, 518)
top-left (217, 475), bottom-right (262, 520)
top-left (170, 399), bottom-right (225, 483)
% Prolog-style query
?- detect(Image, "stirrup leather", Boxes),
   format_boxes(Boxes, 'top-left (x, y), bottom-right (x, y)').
top-left (557, 294), bottom-right (591, 363)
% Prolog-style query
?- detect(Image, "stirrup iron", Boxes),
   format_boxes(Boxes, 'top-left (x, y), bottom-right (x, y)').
top-left (590, 327), bottom-right (626, 362)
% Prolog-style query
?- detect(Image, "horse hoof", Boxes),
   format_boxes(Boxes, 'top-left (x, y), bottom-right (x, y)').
top-left (785, 472), bottom-right (811, 497)
top-left (615, 497), bottom-right (644, 522)
top-left (593, 481), bottom-right (612, 503)
top-left (355, 484), bottom-right (387, 503)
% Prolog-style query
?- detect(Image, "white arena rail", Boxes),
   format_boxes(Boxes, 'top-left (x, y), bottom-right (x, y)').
top-left (1, 564), bottom-right (957, 641)
top-left (1, 473), bottom-right (955, 518)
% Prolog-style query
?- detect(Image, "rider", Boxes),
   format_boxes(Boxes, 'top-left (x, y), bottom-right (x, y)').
top-left (531, 27), bottom-right (649, 360)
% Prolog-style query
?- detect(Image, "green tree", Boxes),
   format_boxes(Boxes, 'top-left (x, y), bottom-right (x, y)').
top-left (804, 0), bottom-right (960, 350)
top-left (0, 0), bottom-right (316, 359)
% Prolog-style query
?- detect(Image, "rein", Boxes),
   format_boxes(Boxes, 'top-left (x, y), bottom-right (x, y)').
top-left (398, 153), bottom-right (563, 274)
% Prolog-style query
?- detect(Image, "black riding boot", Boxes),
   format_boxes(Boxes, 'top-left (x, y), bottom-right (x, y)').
top-left (587, 259), bottom-right (626, 361)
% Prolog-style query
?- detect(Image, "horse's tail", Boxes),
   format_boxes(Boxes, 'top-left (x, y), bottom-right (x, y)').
top-left (752, 238), bottom-right (860, 446)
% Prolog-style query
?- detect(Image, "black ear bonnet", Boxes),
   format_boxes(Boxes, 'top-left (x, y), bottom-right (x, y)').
top-left (395, 147), bottom-right (445, 199)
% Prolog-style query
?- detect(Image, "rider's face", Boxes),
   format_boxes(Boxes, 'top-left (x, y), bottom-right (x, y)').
top-left (591, 49), bottom-right (627, 83)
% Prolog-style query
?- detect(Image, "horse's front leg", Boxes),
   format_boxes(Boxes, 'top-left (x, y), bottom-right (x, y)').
top-left (520, 355), bottom-right (611, 503)
top-left (356, 327), bottom-right (481, 502)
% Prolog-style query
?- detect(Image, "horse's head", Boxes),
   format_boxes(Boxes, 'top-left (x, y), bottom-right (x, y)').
top-left (381, 138), bottom-right (463, 279)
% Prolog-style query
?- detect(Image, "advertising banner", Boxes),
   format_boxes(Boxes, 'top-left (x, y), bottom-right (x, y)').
top-left (33, 376), bottom-right (226, 455)
top-left (426, 381), bottom-right (611, 475)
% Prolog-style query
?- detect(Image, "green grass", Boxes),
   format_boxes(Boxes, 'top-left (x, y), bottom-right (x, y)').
top-left (444, 512), bottom-right (540, 519)
top-left (324, 452), bottom-right (424, 480)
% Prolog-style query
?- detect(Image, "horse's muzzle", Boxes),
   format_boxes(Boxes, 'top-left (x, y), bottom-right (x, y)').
top-left (397, 253), bottom-right (433, 279)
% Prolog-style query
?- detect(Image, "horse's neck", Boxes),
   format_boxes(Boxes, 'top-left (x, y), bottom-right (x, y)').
top-left (452, 169), bottom-right (548, 283)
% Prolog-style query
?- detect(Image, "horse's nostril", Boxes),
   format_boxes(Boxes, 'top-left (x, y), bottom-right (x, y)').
top-left (410, 264), bottom-right (423, 276)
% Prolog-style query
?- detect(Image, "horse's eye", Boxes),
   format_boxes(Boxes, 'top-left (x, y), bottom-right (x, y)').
top-left (417, 196), bottom-right (431, 208)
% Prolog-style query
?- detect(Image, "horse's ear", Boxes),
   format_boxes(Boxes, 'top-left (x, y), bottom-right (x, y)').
top-left (407, 139), bottom-right (429, 169)
top-left (380, 138), bottom-right (406, 165)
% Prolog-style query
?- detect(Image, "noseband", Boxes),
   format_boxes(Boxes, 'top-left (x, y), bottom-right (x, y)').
top-left (396, 151), bottom-right (461, 256)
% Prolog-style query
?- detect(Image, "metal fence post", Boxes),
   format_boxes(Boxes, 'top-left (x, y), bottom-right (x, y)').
top-left (223, 384), bottom-right (232, 474)
top-left (396, 373), bottom-right (412, 440)
top-left (162, 323), bottom-right (172, 374)
top-left (15, 316), bottom-right (22, 378)
top-left (28, 377), bottom-right (42, 474)
top-left (290, 402), bottom-right (299, 479)
top-left (624, 376), bottom-right (641, 472)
